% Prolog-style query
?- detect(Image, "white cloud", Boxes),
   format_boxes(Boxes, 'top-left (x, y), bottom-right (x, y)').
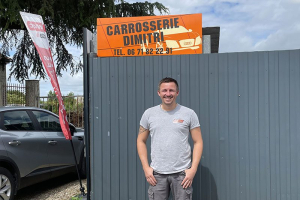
top-left (6, 63), bottom-right (83, 96)
top-left (5, 0), bottom-right (300, 95)
top-left (39, 72), bottom-right (83, 97)
top-left (126, 0), bottom-right (300, 53)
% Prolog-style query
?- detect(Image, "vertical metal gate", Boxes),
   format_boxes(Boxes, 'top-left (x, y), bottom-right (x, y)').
top-left (88, 49), bottom-right (300, 200)
top-left (5, 83), bottom-right (26, 106)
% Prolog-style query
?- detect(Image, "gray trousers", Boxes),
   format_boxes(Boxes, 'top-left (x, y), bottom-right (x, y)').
top-left (148, 171), bottom-right (193, 200)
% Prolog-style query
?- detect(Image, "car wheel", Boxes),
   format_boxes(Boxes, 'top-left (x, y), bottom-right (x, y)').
top-left (0, 167), bottom-right (15, 200)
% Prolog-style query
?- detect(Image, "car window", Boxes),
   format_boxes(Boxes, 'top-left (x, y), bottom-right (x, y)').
top-left (32, 111), bottom-right (62, 132)
top-left (156, 26), bottom-right (190, 35)
top-left (3, 111), bottom-right (35, 131)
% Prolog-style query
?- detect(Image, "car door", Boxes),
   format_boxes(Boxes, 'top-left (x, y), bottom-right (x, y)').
top-left (0, 110), bottom-right (50, 178)
top-left (30, 110), bottom-right (83, 171)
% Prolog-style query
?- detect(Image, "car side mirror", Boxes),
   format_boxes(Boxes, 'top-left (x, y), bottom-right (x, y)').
top-left (69, 124), bottom-right (76, 136)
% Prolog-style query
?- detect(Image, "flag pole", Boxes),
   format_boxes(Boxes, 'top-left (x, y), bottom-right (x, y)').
top-left (70, 140), bottom-right (86, 196)
top-left (19, 11), bottom-right (86, 197)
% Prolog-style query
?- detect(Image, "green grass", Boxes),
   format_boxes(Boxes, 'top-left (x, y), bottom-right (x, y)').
top-left (70, 195), bottom-right (82, 200)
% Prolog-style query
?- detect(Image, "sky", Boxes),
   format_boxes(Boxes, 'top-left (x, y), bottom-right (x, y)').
top-left (5, 0), bottom-right (300, 96)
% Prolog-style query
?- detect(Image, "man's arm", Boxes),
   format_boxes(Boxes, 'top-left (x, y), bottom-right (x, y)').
top-left (137, 125), bottom-right (157, 186)
top-left (182, 127), bottom-right (203, 188)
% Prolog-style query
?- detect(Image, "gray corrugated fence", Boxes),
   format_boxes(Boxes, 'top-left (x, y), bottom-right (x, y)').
top-left (89, 49), bottom-right (300, 200)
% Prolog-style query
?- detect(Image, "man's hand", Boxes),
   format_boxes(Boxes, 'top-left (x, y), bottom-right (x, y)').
top-left (144, 166), bottom-right (157, 186)
top-left (181, 168), bottom-right (197, 188)
top-left (180, 127), bottom-right (203, 189)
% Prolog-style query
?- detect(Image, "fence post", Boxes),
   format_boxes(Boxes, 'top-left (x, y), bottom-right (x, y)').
top-left (25, 80), bottom-right (40, 107)
top-left (0, 63), bottom-right (6, 106)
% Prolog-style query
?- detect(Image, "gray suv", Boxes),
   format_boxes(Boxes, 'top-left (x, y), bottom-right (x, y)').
top-left (0, 107), bottom-right (85, 200)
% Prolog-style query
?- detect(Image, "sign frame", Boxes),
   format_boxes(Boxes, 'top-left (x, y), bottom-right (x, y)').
top-left (97, 14), bottom-right (202, 57)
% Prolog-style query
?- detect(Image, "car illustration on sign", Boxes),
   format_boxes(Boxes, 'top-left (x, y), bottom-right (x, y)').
top-left (141, 26), bottom-right (202, 54)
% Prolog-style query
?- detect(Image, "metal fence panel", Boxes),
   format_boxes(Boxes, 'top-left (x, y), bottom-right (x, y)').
top-left (5, 83), bottom-right (26, 106)
top-left (89, 49), bottom-right (300, 200)
top-left (39, 95), bottom-right (84, 128)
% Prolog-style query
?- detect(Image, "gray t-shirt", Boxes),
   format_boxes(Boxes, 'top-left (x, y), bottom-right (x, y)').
top-left (140, 104), bottom-right (200, 174)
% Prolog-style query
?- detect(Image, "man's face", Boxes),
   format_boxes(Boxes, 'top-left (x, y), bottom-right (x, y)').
top-left (157, 82), bottom-right (179, 106)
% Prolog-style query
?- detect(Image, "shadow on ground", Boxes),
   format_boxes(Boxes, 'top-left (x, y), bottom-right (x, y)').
top-left (15, 173), bottom-right (79, 200)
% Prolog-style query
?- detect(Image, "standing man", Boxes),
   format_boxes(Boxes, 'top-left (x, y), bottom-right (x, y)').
top-left (137, 77), bottom-right (203, 200)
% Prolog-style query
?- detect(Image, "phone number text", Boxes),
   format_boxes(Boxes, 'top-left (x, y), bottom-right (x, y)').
top-left (114, 48), bottom-right (173, 56)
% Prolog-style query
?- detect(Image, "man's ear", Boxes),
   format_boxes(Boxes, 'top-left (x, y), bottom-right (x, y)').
top-left (157, 90), bottom-right (160, 96)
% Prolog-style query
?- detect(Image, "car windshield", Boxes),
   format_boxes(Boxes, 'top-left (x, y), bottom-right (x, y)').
top-left (157, 26), bottom-right (191, 35)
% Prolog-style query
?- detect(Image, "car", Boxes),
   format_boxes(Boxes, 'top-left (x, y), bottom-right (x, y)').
top-left (0, 106), bottom-right (86, 200)
top-left (141, 26), bottom-right (202, 54)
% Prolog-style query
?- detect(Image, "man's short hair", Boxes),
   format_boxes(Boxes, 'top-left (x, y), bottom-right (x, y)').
top-left (158, 77), bottom-right (179, 91)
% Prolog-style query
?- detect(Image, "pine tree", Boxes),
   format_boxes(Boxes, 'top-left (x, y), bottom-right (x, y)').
top-left (0, 0), bottom-right (168, 81)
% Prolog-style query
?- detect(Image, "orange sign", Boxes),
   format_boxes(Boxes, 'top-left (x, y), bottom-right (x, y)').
top-left (97, 14), bottom-right (202, 57)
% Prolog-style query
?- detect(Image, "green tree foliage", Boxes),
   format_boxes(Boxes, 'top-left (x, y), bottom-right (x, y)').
top-left (41, 90), bottom-right (84, 127)
top-left (41, 90), bottom-right (58, 114)
top-left (7, 90), bottom-right (25, 105)
top-left (0, 0), bottom-right (168, 81)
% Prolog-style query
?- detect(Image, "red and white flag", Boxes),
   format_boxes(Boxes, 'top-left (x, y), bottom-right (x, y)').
top-left (20, 11), bottom-right (72, 140)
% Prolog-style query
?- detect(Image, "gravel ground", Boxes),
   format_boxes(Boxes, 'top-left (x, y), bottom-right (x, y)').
top-left (15, 173), bottom-right (87, 200)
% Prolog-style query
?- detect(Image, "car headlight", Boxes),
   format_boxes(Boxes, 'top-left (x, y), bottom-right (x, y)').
top-left (166, 40), bottom-right (179, 48)
top-left (195, 36), bottom-right (201, 45)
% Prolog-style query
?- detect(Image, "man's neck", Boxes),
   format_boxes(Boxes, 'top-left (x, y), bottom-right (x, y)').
top-left (161, 103), bottom-right (177, 111)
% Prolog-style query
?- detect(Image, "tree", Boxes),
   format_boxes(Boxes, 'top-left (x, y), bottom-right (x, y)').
top-left (41, 90), bottom-right (59, 114)
top-left (7, 90), bottom-right (25, 105)
top-left (0, 0), bottom-right (168, 81)
top-left (41, 90), bottom-right (84, 127)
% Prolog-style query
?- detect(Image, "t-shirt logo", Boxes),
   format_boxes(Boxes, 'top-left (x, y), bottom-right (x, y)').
top-left (173, 119), bottom-right (184, 123)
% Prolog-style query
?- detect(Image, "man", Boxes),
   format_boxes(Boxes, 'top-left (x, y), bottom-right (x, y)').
top-left (137, 77), bottom-right (203, 200)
